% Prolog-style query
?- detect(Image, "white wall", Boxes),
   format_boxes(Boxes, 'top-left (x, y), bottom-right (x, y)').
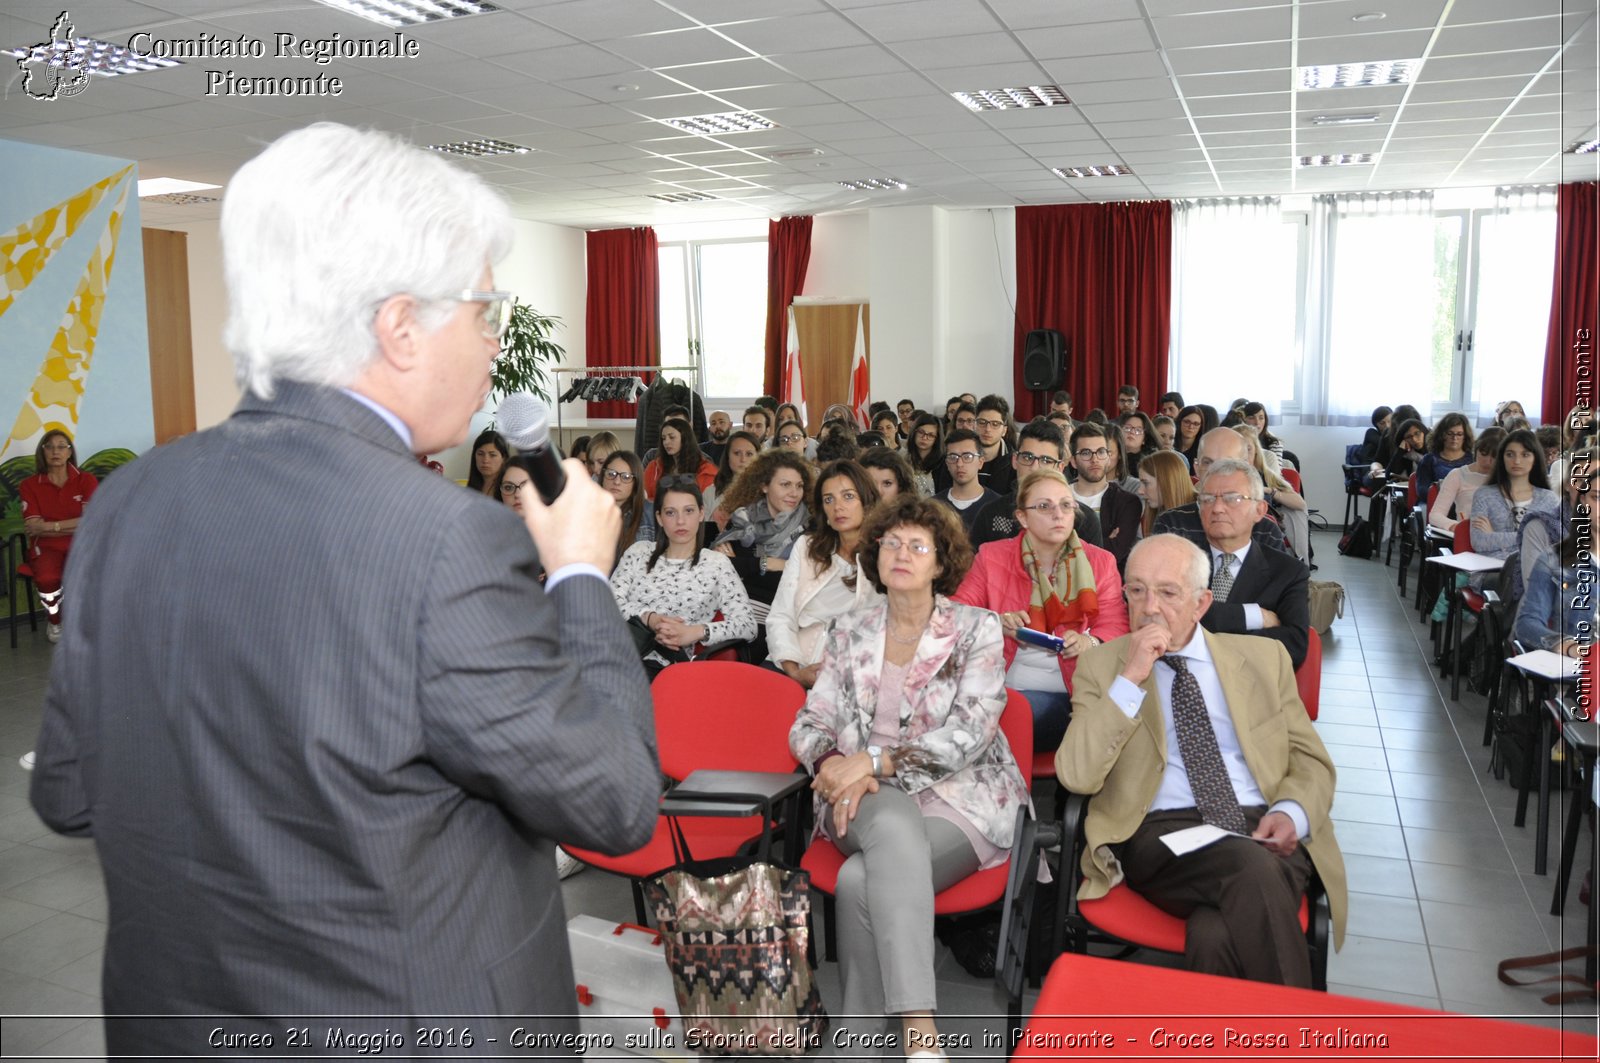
top-left (943, 207), bottom-right (1017, 408)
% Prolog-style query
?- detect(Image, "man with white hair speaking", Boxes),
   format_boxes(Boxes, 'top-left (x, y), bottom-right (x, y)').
top-left (1059, 534), bottom-right (1345, 988)
top-left (29, 124), bottom-right (660, 1054)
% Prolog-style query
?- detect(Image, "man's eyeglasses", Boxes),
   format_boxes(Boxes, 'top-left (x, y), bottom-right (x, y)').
top-left (1021, 500), bottom-right (1075, 516)
top-left (946, 451), bottom-right (981, 465)
top-left (458, 289), bottom-right (513, 339)
top-left (1074, 447), bottom-right (1110, 461)
top-left (879, 535), bottom-right (934, 555)
top-left (1198, 491), bottom-right (1258, 507)
top-left (976, 417), bottom-right (1006, 430)
top-left (1016, 452), bottom-right (1061, 468)
top-left (499, 479), bottom-right (529, 496)
top-left (602, 469), bottom-right (635, 483)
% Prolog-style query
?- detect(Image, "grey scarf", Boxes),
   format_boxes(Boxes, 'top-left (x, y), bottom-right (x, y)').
top-left (715, 499), bottom-right (809, 558)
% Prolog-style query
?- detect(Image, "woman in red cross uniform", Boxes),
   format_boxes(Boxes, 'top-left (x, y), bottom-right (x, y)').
top-left (18, 429), bottom-right (98, 643)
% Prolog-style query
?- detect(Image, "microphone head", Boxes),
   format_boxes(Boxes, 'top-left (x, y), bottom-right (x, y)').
top-left (497, 393), bottom-right (550, 451)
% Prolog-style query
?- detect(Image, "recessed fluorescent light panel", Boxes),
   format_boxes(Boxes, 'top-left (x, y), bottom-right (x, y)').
top-left (951, 86), bottom-right (1071, 112)
top-left (1569, 138), bottom-right (1600, 155)
top-left (137, 178), bottom-right (221, 197)
top-left (1300, 59), bottom-right (1420, 90)
top-left (662, 112), bottom-right (776, 135)
top-left (426, 138), bottom-right (530, 158)
top-left (1298, 153), bottom-right (1377, 167)
top-left (1310, 113), bottom-right (1380, 125)
top-left (648, 191), bottom-right (717, 202)
top-left (764, 148), bottom-right (824, 160)
top-left (837, 178), bottom-right (908, 191)
top-left (1052, 165), bottom-right (1134, 178)
top-left (1, 35), bottom-right (179, 77)
top-left (309, 0), bottom-right (498, 27)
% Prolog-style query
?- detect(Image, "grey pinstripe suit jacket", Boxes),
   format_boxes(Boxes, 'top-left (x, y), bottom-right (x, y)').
top-left (30, 381), bottom-right (659, 1055)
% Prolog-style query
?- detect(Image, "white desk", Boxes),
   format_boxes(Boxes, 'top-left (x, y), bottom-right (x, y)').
top-left (1507, 648), bottom-right (1582, 682)
top-left (1426, 550), bottom-right (1506, 574)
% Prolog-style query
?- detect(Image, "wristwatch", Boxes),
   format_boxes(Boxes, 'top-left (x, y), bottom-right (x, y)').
top-left (867, 745), bottom-right (883, 777)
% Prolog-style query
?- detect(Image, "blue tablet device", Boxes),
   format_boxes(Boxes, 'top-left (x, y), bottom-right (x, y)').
top-left (1015, 627), bottom-right (1065, 653)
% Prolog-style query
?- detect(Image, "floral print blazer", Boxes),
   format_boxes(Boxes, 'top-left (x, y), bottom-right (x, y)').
top-left (788, 595), bottom-right (1029, 851)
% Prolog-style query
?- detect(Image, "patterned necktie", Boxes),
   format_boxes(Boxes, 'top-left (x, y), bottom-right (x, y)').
top-left (1211, 551), bottom-right (1238, 600)
top-left (1159, 654), bottom-right (1248, 834)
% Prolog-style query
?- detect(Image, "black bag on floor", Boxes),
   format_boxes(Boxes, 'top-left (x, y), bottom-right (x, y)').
top-left (1338, 517), bottom-right (1375, 559)
top-left (1494, 710), bottom-right (1541, 790)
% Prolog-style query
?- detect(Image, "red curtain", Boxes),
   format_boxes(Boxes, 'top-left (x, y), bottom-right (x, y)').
top-left (585, 226), bottom-right (660, 419)
top-left (1541, 182), bottom-right (1598, 424)
top-left (764, 216), bottom-right (813, 397)
top-left (1012, 202), bottom-right (1172, 422)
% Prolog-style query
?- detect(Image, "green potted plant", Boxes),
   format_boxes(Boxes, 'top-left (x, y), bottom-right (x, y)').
top-left (490, 299), bottom-right (565, 405)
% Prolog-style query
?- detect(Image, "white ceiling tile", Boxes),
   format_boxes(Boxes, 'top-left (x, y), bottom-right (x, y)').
top-left (531, 0), bottom-right (700, 38)
top-left (1061, 77), bottom-right (1178, 105)
top-left (891, 33), bottom-right (1034, 68)
top-left (716, 13), bottom-right (874, 54)
top-left (844, 0), bottom-right (1007, 41)
top-left (1186, 91), bottom-right (1290, 116)
top-left (1406, 74), bottom-right (1538, 104)
top-left (1178, 69), bottom-right (1293, 96)
top-left (1448, 0), bottom-right (1568, 22)
top-left (1039, 50), bottom-right (1172, 83)
top-left (1076, 98), bottom-right (1188, 122)
top-left (1434, 17), bottom-right (1570, 56)
top-left (922, 63), bottom-right (1059, 90)
top-left (1167, 41), bottom-right (1293, 76)
top-left (603, 28), bottom-right (754, 67)
top-left (1295, 84), bottom-right (1411, 110)
top-left (1152, 9), bottom-right (1291, 50)
top-left (854, 95), bottom-right (962, 120)
top-left (767, 44), bottom-right (908, 79)
top-left (668, 58), bottom-right (793, 92)
top-left (717, 83), bottom-right (838, 109)
top-left (987, 0), bottom-right (1145, 29)
top-left (1424, 51), bottom-right (1562, 81)
top-left (1298, 0), bottom-right (1450, 38)
top-left (811, 71), bottom-right (932, 99)
top-left (1022, 20), bottom-right (1158, 59)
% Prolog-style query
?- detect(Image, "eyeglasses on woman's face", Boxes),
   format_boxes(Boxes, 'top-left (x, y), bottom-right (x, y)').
top-left (499, 477), bottom-right (530, 497)
top-left (878, 535), bottom-right (934, 555)
top-left (778, 432), bottom-right (805, 446)
top-left (1021, 499), bottom-right (1075, 516)
top-left (602, 469), bottom-right (635, 483)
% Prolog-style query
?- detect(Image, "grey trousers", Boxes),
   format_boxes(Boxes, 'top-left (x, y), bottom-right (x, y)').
top-left (827, 784), bottom-right (980, 1016)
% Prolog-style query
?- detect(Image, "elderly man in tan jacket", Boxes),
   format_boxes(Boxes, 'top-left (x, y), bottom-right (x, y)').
top-left (1058, 534), bottom-right (1346, 988)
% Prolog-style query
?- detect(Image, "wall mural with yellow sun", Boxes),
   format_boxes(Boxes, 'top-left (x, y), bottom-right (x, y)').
top-left (0, 139), bottom-right (152, 543)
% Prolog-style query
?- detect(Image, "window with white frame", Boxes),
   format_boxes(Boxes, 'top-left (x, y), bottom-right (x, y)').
top-left (658, 239), bottom-right (768, 402)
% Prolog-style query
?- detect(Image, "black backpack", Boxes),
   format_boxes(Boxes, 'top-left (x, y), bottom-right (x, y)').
top-left (1338, 517), bottom-right (1375, 559)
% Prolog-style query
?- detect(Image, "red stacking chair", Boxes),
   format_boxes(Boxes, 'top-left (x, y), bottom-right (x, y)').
top-left (563, 662), bottom-right (806, 921)
top-left (1296, 628), bottom-right (1322, 721)
top-left (1056, 789), bottom-right (1331, 990)
top-left (1280, 467), bottom-right (1302, 495)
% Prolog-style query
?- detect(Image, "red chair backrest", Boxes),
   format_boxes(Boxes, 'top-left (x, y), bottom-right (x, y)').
top-left (1295, 628), bottom-right (1321, 721)
top-left (1406, 473), bottom-right (1418, 509)
top-left (1281, 467), bottom-right (1302, 494)
top-left (998, 688), bottom-right (1033, 780)
top-left (1426, 483), bottom-right (1440, 517)
top-left (651, 662), bottom-right (805, 779)
top-left (1453, 519), bottom-right (1472, 555)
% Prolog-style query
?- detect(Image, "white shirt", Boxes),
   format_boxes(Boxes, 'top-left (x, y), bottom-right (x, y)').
top-left (1107, 627), bottom-right (1309, 839)
top-left (1208, 540), bottom-right (1264, 630)
top-left (1072, 485), bottom-right (1106, 514)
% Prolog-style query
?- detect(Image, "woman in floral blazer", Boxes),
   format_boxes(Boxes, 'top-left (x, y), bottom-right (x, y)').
top-left (789, 495), bottom-right (1028, 1055)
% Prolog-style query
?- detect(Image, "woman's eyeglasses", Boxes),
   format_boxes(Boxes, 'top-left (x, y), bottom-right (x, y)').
top-left (879, 535), bottom-right (934, 555)
top-left (602, 469), bottom-right (635, 483)
top-left (499, 479), bottom-right (529, 496)
top-left (1021, 500), bottom-right (1075, 515)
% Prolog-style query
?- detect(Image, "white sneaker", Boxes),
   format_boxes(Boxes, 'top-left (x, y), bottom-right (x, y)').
top-left (19, 751), bottom-right (35, 771)
top-left (555, 847), bottom-right (585, 880)
top-left (46, 624), bottom-right (62, 644)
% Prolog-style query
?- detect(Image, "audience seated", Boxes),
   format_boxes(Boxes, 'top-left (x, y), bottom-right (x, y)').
top-left (953, 469), bottom-right (1129, 749)
top-left (1192, 459), bottom-right (1311, 668)
top-left (1058, 534), bottom-right (1346, 988)
top-left (742, 405), bottom-right (774, 446)
top-left (1155, 429), bottom-right (1291, 556)
top-left (974, 395), bottom-right (1017, 495)
top-left (857, 447), bottom-right (914, 502)
top-left (17, 429), bottom-right (98, 644)
top-left (1494, 399), bottom-right (1527, 428)
top-left (1102, 430), bottom-right (1142, 497)
top-left (597, 450), bottom-right (655, 566)
top-left (905, 414), bottom-right (944, 497)
top-left (568, 435), bottom-right (591, 468)
top-left (1548, 403), bottom-right (1596, 485)
top-left (934, 429), bottom-right (998, 538)
top-left (767, 461), bottom-right (883, 688)
top-left (1116, 385), bottom-right (1140, 416)
top-left (1416, 413), bottom-right (1474, 501)
top-left (1174, 405), bottom-right (1209, 465)
top-left (1118, 412), bottom-right (1159, 478)
top-left (788, 495), bottom-right (1027, 1050)
top-left (1514, 471), bottom-right (1597, 656)
top-left (872, 409), bottom-right (903, 446)
top-left (817, 422), bottom-right (863, 463)
top-left (1157, 391), bottom-right (1184, 420)
top-left (611, 477), bottom-right (755, 677)
top-left (585, 430), bottom-right (622, 481)
top-left (1360, 405), bottom-right (1393, 465)
top-left (1469, 428), bottom-right (1558, 569)
top-left (1067, 423), bottom-right (1142, 571)
top-left (1049, 390), bottom-right (1076, 427)
top-left (774, 419), bottom-right (811, 459)
top-left (709, 430), bottom-right (760, 528)
top-left (1429, 427), bottom-right (1503, 534)
top-left (969, 420), bottom-right (1067, 547)
top-left (1237, 425), bottom-right (1309, 564)
top-left (1239, 402), bottom-right (1285, 469)
top-left (1373, 404), bottom-right (1424, 469)
top-left (713, 449), bottom-right (813, 606)
top-left (1511, 445), bottom-right (1593, 601)
top-left (643, 416), bottom-right (717, 499)
top-left (703, 411), bottom-right (732, 465)
top-left (465, 428), bottom-right (509, 497)
top-left (1136, 450), bottom-right (1196, 536)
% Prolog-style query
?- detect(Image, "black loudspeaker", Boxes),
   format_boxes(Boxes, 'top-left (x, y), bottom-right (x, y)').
top-left (1022, 329), bottom-right (1065, 390)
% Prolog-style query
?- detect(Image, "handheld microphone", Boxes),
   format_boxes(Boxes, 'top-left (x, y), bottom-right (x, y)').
top-left (496, 394), bottom-right (568, 505)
